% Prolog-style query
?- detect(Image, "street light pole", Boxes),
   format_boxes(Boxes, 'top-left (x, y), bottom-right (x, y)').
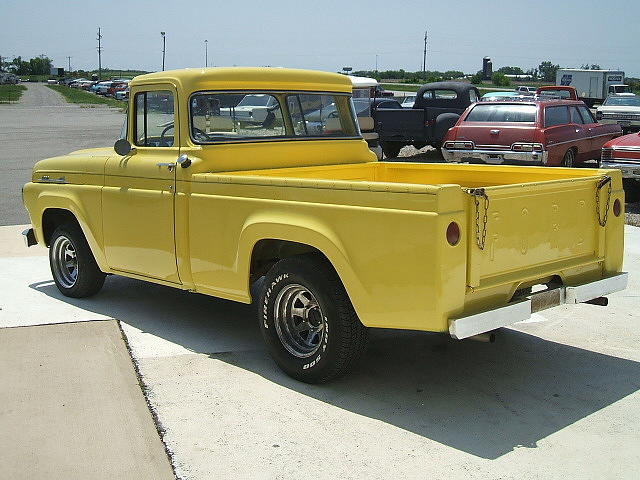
top-left (161, 32), bottom-right (166, 71)
top-left (205, 39), bottom-right (208, 67)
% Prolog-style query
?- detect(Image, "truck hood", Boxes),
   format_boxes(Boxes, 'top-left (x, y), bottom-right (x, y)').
top-left (32, 148), bottom-right (113, 179)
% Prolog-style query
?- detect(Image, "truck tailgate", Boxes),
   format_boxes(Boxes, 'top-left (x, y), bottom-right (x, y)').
top-left (465, 175), bottom-right (619, 289)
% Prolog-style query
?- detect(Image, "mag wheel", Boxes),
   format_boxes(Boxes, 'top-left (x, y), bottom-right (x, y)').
top-left (49, 223), bottom-right (106, 298)
top-left (259, 254), bottom-right (368, 383)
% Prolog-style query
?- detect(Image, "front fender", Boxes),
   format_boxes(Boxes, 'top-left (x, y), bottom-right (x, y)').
top-left (23, 182), bottom-right (109, 272)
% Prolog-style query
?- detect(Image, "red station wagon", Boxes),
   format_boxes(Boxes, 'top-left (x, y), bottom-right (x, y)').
top-left (442, 100), bottom-right (622, 167)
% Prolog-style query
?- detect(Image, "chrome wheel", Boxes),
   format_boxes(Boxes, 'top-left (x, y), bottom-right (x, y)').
top-left (51, 235), bottom-right (78, 288)
top-left (563, 149), bottom-right (575, 167)
top-left (273, 284), bottom-right (326, 358)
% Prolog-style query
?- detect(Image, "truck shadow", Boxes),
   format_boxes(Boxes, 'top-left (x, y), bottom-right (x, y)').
top-left (30, 276), bottom-right (640, 460)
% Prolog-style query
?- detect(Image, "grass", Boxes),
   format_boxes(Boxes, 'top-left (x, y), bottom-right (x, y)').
top-left (46, 84), bottom-right (125, 109)
top-left (0, 84), bottom-right (27, 103)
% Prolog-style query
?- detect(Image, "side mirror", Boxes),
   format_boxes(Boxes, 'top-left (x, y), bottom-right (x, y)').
top-left (114, 138), bottom-right (135, 156)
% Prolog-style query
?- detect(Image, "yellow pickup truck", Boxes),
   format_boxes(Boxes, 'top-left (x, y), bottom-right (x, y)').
top-left (23, 68), bottom-right (628, 383)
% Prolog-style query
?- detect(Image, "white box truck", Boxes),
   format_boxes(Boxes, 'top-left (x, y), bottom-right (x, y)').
top-left (556, 69), bottom-right (631, 106)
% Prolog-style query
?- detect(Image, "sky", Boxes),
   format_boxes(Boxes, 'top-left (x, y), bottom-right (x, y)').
top-left (1, 0), bottom-right (639, 76)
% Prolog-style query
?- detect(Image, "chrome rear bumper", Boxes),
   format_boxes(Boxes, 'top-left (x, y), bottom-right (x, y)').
top-left (442, 148), bottom-right (547, 165)
top-left (601, 161), bottom-right (640, 179)
top-left (449, 273), bottom-right (629, 339)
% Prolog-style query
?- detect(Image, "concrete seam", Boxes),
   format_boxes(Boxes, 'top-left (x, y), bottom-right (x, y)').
top-left (115, 319), bottom-right (183, 480)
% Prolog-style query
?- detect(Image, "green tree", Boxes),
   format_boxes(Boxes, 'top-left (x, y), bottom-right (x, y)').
top-left (538, 61), bottom-right (560, 82)
top-left (492, 72), bottom-right (511, 87)
top-left (470, 71), bottom-right (484, 85)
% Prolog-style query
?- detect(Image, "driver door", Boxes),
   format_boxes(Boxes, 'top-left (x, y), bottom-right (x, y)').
top-left (102, 85), bottom-right (181, 283)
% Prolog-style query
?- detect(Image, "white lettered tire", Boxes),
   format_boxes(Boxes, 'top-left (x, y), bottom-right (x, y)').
top-left (259, 254), bottom-right (368, 383)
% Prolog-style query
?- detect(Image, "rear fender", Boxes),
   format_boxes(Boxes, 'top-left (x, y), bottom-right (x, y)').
top-left (238, 213), bottom-right (366, 316)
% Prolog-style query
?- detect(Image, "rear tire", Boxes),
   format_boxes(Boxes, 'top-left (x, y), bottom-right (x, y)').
top-left (259, 254), bottom-right (368, 383)
top-left (381, 142), bottom-right (403, 159)
top-left (49, 223), bottom-right (106, 298)
top-left (562, 148), bottom-right (576, 167)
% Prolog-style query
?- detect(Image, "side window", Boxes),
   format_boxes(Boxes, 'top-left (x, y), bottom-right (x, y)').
top-left (570, 106), bottom-right (585, 124)
top-left (578, 105), bottom-right (595, 124)
top-left (189, 93), bottom-right (285, 142)
top-left (134, 90), bottom-right (175, 147)
top-left (544, 106), bottom-right (569, 128)
top-left (285, 94), bottom-right (358, 137)
top-left (469, 89), bottom-right (478, 103)
top-left (422, 90), bottom-right (434, 100)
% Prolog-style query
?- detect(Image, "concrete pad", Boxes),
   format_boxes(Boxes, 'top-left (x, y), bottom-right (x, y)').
top-left (0, 320), bottom-right (174, 480)
top-left (0, 224), bottom-right (47, 257)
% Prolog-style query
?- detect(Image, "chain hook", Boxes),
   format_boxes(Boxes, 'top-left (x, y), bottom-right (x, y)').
top-left (465, 188), bottom-right (490, 250)
top-left (596, 175), bottom-right (612, 228)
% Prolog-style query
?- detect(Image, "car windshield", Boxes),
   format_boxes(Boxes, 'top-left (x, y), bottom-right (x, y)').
top-left (603, 96), bottom-right (640, 106)
top-left (237, 94), bottom-right (273, 107)
top-left (465, 104), bottom-right (537, 122)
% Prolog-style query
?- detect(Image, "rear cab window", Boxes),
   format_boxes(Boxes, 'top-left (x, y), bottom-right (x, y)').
top-left (464, 104), bottom-right (537, 122)
top-left (189, 91), bottom-right (360, 143)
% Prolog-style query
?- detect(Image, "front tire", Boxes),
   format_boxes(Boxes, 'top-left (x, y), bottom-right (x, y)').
top-left (259, 255), bottom-right (368, 383)
top-left (49, 223), bottom-right (106, 298)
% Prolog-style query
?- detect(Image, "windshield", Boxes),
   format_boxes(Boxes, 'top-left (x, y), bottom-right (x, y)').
top-left (465, 104), bottom-right (537, 122)
top-left (237, 94), bottom-right (273, 107)
top-left (604, 96), bottom-right (640, 107)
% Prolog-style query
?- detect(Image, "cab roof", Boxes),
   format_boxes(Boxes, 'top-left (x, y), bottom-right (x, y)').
top-left (130, 67), bottom-right (353, 94)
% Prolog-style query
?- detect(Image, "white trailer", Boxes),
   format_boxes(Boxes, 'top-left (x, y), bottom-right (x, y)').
top-left (556, 69), bottom-right (630, 106)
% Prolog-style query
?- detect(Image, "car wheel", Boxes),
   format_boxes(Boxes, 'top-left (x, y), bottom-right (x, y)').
top-left (49, 223), bottom-right (106, 298)
top-left (381, 142), bottom-right (402, 159)
top-left (259, 254), bottom-right (368, 383)
top-left (562, 148), bottom-right (576, 167)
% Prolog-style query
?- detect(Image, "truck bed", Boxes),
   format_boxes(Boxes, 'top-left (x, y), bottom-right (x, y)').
top-left (189, 162), bottom-right (624, 333)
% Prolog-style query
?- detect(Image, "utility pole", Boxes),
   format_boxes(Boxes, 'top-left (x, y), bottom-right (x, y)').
top-left (97, 28), bottom-right (103, 80)
top-left (67, 56), bottom-right (72, 75)
top-left (161, 32), bottom-right (166, 71)
top-left (422, 30), bottom-right (427, 79)
top-left (205, 39), bottom-right (208, 67)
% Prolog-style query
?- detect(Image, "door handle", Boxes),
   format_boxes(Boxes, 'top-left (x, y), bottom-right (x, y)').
top-left (156, 162), bottom-right (175, 172)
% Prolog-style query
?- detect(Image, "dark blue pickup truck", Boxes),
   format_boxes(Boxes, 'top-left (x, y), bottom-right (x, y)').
top-left (374, 82), bottom-right (481, 158)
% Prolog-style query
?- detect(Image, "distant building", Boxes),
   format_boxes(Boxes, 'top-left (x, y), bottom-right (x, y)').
top-left (50, 67), bottom-right (65, 77)
top-left (482, 57), bottom-right (492, 80)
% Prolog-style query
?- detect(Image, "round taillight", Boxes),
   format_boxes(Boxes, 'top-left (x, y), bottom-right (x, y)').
top-left (446, 222), bottom-right (461, 246)
top-left (613, 198), bottom-right (621, 217)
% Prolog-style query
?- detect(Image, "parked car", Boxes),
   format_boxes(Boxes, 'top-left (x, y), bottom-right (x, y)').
top-left (21, 67), bottom-right (627, 383)
top-left (0, 72), bottom-right (20, 84)
top-left (91, 81), bottom-right (112, 94)
top-left (601, 132), bottom-right (640, 201)
top-left (374, 82), bottom-right (481, 158)
top-left (535, 86), bottom-right (578, 100)
top-left (481, 91), bottom-right (524, 101)
top-left (401, 95), bottom-right (416, 108)
top-left (596, 95), bottom-right (640, 133)
top-left (107, 81), bottom-right (129, 97)
top-left (442, 99), bottom-right (622, 166)
top-left (373, 84), bottom-right (394, 97)
top-left (114, 87), bottom-right (129, 101)
top-left (218, 93), bottom-right (281, 125)
top-left (515, 86), bottom-right (536, 95)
